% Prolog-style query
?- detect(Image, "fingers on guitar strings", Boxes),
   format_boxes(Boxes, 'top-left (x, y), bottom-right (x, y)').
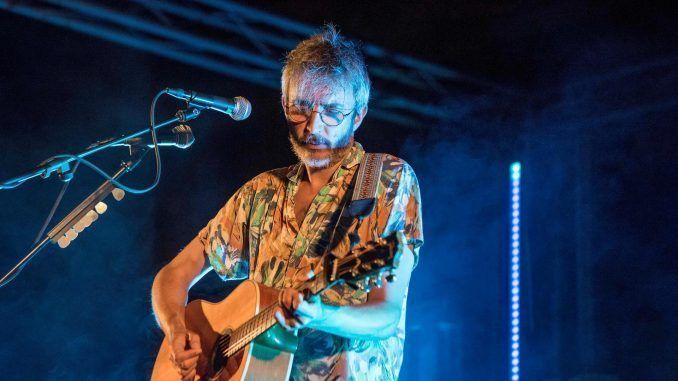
top-left (275, 309), bottom-right (302, 332)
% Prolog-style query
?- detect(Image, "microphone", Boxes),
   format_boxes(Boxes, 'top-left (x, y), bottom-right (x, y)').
top-left (115, 125), bottom-right (195, 149)
top-left (166, 88), bottom-right (252, 121)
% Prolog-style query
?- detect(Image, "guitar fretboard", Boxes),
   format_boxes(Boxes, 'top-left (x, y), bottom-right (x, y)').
top-left (217, 272), bottom-right (325, 359)
top-left (220, 303), bottom-right (279, 358)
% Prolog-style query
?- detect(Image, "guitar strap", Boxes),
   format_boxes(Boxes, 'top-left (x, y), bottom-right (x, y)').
top-left (347, 152), bottom-right (384, 219)
top-left (325, 152), bottom-right (384, 254)
top-left (319, 152), bottom-right (384, 257)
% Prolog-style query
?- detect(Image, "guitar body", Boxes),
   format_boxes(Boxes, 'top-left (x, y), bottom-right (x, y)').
top-left (151, 280), bottom-right (297, 381)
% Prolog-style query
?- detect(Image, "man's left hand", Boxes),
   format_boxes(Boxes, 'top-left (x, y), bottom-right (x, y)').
top-left (275, 287), bottom-right (324, 332)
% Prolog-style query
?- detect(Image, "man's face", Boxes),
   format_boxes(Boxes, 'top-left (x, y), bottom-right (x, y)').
top-left (285, 81), bottom-right (364, 169)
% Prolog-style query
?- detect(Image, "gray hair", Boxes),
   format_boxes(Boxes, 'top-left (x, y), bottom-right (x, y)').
top-left (281, 24), bottom-right (371, 113)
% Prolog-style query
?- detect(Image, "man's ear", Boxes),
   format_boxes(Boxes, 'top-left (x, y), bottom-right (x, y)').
top-left (352, 106), bottom-right (368, 132)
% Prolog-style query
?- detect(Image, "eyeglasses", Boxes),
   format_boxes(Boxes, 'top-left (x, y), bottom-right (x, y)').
top-left (284, 103), bottom-right (355, 126)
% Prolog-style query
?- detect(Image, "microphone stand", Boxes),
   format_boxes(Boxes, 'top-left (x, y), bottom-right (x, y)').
top-left (0, 108), bottom-right (201, 189)
top-left (0, 106), bottom-right (203, 287)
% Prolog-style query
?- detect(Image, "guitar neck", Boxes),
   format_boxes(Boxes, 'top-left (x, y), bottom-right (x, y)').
top-left (222, 303), bottom-right (278, 357)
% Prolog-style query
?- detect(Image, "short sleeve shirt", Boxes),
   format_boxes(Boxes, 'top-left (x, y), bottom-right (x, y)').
top-left (198, 142), bottom-right (423, 380)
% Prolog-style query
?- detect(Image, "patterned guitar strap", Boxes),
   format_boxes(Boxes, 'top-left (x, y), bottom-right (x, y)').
top-left (345, 152), bottom-right (384, 248)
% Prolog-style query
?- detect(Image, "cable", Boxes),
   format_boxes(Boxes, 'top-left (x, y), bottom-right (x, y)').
top-left (33, 162), bottom-right (80, 246)
top-left (19, 90), bottom-right (167, 194)
top-left (0, 90), bottom-right (168, 287)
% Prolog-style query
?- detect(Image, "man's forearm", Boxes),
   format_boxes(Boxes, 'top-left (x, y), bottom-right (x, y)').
top-left (151, 237), bottom-right (208, 337)
top-left (151, 267), bottom-right (190, 336)
top-left (309, 245), bottom-right (415, 340)
top-left (311, 301), bottom-right (401, 340)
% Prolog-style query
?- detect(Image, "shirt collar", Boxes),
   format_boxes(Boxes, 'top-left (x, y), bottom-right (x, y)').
top-left (286, 141), bottom-right (365, 183)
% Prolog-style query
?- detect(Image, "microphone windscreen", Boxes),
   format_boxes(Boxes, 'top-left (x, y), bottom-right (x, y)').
top-left (232, 96), bottom-right (252, 121)
top-left (171, 125), bottom-right (195, 149)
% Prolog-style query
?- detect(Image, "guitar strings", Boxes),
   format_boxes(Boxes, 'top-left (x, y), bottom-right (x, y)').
top-left (220, 304), bottom-right (278, 357)
top-left (214, 245), bottom-right (387, 359)
top-left (216, 262), bottom-right (333, 356)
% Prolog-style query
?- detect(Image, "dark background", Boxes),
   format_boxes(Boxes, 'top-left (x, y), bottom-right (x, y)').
top-left (0, 1), bottom-right (676, 380)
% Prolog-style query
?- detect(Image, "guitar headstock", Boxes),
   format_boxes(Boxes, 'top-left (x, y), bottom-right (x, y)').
top-left (323, 231), bottom-right (405, 292)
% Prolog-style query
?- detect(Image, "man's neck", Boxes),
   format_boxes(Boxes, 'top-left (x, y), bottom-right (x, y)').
top-left (302, 159), bottom-right (344, 190)
top-left (298, 139), bottom-right (355, 190)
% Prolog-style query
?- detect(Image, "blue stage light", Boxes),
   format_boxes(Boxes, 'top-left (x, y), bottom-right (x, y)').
top-left (509, 161), bottom-right (521, 381)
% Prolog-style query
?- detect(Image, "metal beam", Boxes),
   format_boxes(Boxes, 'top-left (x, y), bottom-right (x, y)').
top-left (1, 0), bottom-right (514, 127)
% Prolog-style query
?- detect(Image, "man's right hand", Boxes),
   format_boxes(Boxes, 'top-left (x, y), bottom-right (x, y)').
top-left (151, 236), bottom-right (210, 380)
top-left (168, 327), bottom-right (202, 381)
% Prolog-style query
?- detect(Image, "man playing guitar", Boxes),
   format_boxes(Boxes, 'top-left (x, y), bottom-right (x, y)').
top-left (151, 24), bottom-right (423, 381)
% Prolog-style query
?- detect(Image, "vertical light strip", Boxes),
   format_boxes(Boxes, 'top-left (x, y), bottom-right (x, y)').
top-left (510, 162), bottom-right (521, 381)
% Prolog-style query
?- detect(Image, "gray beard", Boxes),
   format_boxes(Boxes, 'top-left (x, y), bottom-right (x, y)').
top-left (289, 134), bottom-right (353, 169)
top-left (288, 124), bottom-right (354, 169)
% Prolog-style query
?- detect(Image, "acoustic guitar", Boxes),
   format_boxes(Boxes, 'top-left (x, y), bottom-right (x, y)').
top-left (151, 231), bottom-right (404, 381)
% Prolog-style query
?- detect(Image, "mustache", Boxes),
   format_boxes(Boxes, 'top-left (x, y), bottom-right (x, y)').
top-left (297, 134), bottom-right (330, 146)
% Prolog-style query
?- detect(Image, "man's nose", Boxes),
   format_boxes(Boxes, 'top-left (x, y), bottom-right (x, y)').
top-left (305, 109), bottom-right (324, 133)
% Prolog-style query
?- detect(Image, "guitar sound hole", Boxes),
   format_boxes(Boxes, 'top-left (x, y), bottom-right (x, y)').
top-left (210, 333), bottom-right (230, 377)
top-left (210, 332), bottom-right (244, 379)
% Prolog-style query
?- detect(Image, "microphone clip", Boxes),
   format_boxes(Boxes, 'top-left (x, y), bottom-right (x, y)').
top-left (175, 107), bottom-right (201, 123)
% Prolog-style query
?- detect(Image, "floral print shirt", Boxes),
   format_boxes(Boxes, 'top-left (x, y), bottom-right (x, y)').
top-left (198, 142), bottom-right (423, 380)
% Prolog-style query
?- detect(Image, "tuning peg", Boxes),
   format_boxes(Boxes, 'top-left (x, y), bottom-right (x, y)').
top-left (374, 259), bottom-right (385, 267)
top-left (385, 274), bottom-right (397, 283)
top-left (112, 188), bottom-right (125, 201)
